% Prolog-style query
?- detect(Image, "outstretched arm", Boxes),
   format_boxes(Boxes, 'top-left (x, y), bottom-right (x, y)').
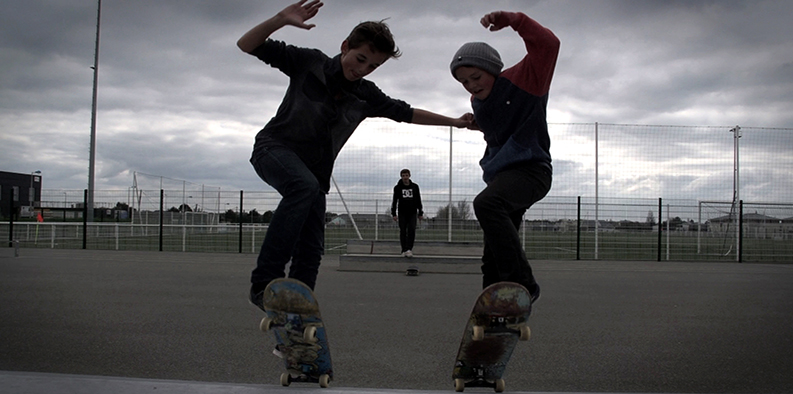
top-left (411, 109), bottom-right (475, 129)
top-left (237, 0), bottom-right (324, 53)
top-left (479, 11), bottom-right (559, 96)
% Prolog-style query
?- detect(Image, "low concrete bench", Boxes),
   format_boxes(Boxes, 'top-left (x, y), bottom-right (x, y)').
top-left (338, 239), bottom-right (483, 274)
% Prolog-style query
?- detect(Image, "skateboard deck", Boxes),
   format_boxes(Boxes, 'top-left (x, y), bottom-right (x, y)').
top-left (259, 278), bottom-right (333, 388)
top-left (452, 282), bottom-right (532, 392)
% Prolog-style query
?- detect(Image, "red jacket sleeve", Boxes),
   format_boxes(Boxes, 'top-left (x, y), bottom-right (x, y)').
top-left (499, 12), bottom-right (560, 97)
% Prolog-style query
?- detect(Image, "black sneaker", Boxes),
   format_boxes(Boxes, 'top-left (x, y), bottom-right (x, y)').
top-left (529, 283), bottom-right (541, 304)
top-left (249, 284), bottom-right (266, 312)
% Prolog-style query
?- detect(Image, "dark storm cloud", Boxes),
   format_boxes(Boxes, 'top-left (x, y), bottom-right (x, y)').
top-left (1, 0), bottom-right (791, 202)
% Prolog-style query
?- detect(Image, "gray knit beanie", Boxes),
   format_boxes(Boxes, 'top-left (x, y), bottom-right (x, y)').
top-left (450, 42), bottom-right (503, 78)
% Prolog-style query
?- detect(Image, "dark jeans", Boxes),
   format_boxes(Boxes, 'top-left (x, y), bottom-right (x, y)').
top-left (398, 213), bottom-right (418, 252)
top-left (250, 145), bottom-right (326, 290)
top-left (474, 163), bottom-right (551, 291)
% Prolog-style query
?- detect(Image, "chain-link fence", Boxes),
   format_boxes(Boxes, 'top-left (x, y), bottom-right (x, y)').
top-left (3, 123), bottom-right (791, 262)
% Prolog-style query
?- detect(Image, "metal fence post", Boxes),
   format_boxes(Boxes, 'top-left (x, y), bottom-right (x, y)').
top-left (239, 190), bottom-right (243, 253)
top-left (576, 196), bottom-right (581, 260)
top-left (7, 187), bottom-right (14, 248)
top-left (657, 198), bottom-right (662, 262)
top-left (82, 189), bottom-right (88, 249)
top-left (159, 189), bottom-right (164, 251)
top-left (738, 200), bottom-right (744, 263)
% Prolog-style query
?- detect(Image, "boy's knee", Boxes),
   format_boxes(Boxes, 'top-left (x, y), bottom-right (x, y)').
top-left (288, 177), bottom-right (321, 198)
top-left (473, 192), bottom-right (496, 214)
top-left (473, 192), bottom-right (485, 208)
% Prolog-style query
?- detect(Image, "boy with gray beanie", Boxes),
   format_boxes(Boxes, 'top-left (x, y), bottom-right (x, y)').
top-left (450, 10), bottom-right (560, 305)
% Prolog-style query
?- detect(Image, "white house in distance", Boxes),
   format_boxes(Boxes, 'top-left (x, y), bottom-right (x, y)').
top-left (709, 212), bottom-right (793, 240)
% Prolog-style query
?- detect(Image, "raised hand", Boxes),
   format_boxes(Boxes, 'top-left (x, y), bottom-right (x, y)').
top-left (480, 11), bottom-right (508, 32)
top-left (278, 0), bottom-right (324, 30)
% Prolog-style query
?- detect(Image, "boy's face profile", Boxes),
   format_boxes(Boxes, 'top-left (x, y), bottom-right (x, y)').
top-left (454, 66), bottom-right (496, 100)
top-left (340, 40), bottom-right (389, 81)
top-left (400, 172), bottom-right (410, 184)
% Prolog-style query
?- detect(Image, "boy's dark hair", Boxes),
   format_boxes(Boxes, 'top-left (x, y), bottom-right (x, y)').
top-left (400, 169), bottom-right (410, 176)
top-left (346, 20), bottom-right (401, 59)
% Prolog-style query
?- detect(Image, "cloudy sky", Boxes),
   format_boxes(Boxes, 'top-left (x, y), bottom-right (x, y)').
top-left (2, 0), bottom-right (792, 206)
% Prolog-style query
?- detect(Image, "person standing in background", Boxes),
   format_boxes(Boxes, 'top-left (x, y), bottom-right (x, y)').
top-left (391, 169), bottom-right (423, 258)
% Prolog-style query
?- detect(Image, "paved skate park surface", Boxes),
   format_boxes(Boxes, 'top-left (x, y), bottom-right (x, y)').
top-left (1, 249), bottom-right (792, 393)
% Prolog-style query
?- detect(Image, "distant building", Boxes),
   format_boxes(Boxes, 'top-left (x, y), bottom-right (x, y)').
top-left (709, 212), bottom-right (789, 240)
top-left (0, 170), bottom-right (42, 218)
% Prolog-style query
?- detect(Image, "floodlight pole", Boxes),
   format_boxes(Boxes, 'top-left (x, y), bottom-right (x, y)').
top-left (594, 122), bottom-right (599, 260)
top-left (731, 125), bottom-right (741, 262)
top-left (87, 0), bottom-right (102, 222)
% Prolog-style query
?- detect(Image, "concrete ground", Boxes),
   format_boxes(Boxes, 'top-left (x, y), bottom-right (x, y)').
top-left (1, 249), bottom-right (792, 393)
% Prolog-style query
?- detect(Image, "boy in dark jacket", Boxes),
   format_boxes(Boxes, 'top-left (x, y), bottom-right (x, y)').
top-left (239, 0), bottom-right (472, 309)
top-left (450, 10), bottom-right (560, 304)
top-left (390, 169), bottom-right (424, 257)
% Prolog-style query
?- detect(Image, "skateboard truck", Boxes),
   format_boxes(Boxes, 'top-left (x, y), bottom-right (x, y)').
top-left (454, 367), bottom-right (506, 393)
top-left (280, 371), bottom-right (331, 388)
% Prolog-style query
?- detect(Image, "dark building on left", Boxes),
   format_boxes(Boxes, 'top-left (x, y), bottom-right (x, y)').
top-left (0, 170), bottom-right (42, 219)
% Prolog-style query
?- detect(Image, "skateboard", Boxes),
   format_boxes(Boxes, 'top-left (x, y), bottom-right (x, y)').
top-left (452, 282), bottom-right (532, 392)
top-left (405, 265), bottom-right (419, 276)
top-left (259, 278), bottom-right (333, 388)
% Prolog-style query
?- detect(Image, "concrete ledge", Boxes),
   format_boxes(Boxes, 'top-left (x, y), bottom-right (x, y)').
top-left (338, 254), bottom-right (481, 274)
top-left (339, 240), bottom-right (483, 273)
top-left (345, 239), bottom-right (482, 256)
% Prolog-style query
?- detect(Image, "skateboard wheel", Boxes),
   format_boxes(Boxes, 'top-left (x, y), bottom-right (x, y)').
top-left (303, 326), bottom-right (318, 343)
top-left (260, 317), bottom-right (274, 332)
top-left (319, 374), bottom-right (331, 388)
top-left (454, 378), bottom-right (465, 392)
top-left (519, 325), bottom-right (531, 341)
top-left (495, 378), bottom-right (505, 392)
top-left (280, 373), bottom-right (291, 386)
top-left (472, 325), bottom-right (485, 341)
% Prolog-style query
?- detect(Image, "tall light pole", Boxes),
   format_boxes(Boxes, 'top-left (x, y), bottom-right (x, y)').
top-left (87, 0), bottom-right (102, 222)
top-left (730, 125), bottom-right (741, 261)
